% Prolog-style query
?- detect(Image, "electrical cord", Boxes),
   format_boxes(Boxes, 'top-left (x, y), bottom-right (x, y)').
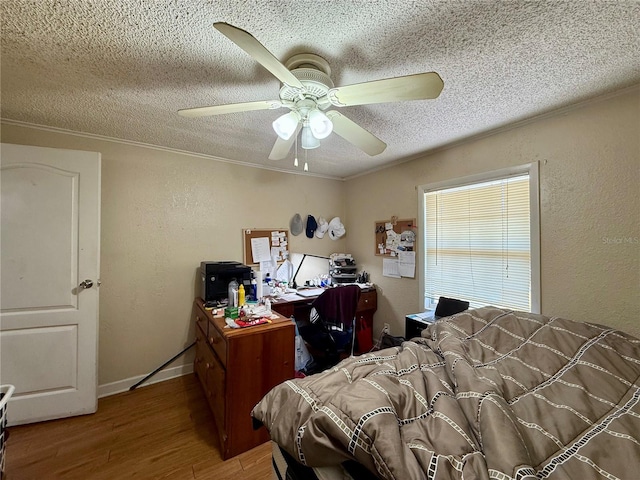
top-left (370, 328), bottom-right (387, 352)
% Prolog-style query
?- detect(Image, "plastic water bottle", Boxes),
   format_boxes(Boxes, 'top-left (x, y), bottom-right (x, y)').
top-left (251, 277), bottom-right (258, 300)
top-left (228, 278), bottom-right (239, 307)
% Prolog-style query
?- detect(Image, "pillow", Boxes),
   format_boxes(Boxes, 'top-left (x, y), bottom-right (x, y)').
top-left (434, 297), bottom-right (469, 318)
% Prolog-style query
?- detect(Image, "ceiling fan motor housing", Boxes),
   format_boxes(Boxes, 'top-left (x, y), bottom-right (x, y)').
top-left (279, 67), bottom-right (334, 109)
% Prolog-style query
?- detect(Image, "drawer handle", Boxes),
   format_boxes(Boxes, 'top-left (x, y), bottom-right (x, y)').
top-left (205, 362), bottom-right (211, 369)
top-left (209, 335), bottom-right (220, 344)
top-left (196, 315), bottom-right (201, 321)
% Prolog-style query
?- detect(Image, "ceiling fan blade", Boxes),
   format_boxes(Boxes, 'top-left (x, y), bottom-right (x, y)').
top-left (328, 72), bottom-right (443, 107)
top-left (268, 123), bottom-right (302, 160)
top-left (214, 23), bottom-right (304, 89)
top-left (178, 100), bottom-right (283, 118)
top-left (326, 111), bottom-right (386, 156)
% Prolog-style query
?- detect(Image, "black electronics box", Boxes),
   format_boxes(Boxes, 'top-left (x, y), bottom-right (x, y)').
top-left (200, 261), bottom-right (252, 304)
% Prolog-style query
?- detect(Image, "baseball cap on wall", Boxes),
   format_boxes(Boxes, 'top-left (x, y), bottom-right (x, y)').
top-left (306, 215), bottom-right (318, 238)
top-left (328, 217), bottom-right (346, 240)
top-left (315, 217), bottom-right (329, 238)
top-left (290, 213), bottom-right (303, 236)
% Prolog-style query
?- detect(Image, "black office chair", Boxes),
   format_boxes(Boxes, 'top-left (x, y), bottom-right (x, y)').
top-left (297, 285), bottom-right (361, 373)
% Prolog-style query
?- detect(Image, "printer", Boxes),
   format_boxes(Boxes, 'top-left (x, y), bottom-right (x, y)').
top-left (200, 261), bottom-right (252, 305)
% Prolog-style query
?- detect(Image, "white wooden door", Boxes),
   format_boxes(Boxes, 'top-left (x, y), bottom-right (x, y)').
top-left (0, 143), bottom-right (100, 425)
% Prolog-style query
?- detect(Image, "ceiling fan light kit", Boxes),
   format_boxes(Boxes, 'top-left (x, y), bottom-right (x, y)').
top-left (307, 109), bottom-right (333, 139)
top-left (179, 22), bottom-right (444, 163)
top-left (301, 125), bottom-right (321, 149)
top-left (272, 111), bottom-right (300, 140)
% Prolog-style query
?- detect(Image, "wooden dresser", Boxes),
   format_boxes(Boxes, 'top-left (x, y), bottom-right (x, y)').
top-left (192, 298), bottom-right (295, 459)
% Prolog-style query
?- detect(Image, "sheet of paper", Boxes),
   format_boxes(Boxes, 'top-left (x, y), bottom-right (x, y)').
top-left (398, 251), bottom-right (416, 278)
top-left (383, 258), bottom-right (401, 278)
top-left (251, 237), bottom-right (271, 263)
top-left (278, 293), bottom-right (305, 302)
top-left (260, 257), bottom-right (277, 275)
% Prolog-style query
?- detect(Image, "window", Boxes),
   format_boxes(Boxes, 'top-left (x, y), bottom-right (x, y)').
top-left (418, 164), bottom-right (540, 313)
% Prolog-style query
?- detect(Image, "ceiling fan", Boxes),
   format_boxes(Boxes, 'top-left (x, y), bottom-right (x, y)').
top-left (178, 23), bottom-right (444, 160)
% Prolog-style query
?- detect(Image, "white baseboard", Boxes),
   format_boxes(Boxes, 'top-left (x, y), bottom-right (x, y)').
top-left (98, 363), bottom-right (194, 398)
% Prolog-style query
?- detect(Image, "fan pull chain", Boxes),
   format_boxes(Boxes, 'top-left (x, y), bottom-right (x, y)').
top-left (304, 148), bottom-right (309, 171)
top-left (294, 132), bottom-right (299, 167)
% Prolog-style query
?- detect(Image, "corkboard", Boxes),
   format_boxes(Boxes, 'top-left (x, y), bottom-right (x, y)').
top-left (243, 228), bottom-right (289, 266)
top-left (374, 218), bottom-right (417, 256)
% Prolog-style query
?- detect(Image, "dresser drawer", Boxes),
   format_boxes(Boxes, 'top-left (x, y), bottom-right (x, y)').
top-left (205, 350), bottom-right (226, 435)
top-left (207, 318), bottom-right (228, 367)
top-left (194, 309), bottom-right (208, 337)
top-left (357, 289), bottom-right (377, 312)
top-left (194, 327), bottom-right (208, 382)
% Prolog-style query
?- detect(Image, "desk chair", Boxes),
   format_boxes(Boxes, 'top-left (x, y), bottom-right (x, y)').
top-left (297, 285), bottom-right (361, 373)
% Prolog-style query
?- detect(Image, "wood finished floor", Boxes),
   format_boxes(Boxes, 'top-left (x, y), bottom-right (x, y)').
top-left (4, 374), bottom-right (273, 479)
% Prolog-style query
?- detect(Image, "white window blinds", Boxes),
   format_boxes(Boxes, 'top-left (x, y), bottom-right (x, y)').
top-left (423, 174), bottom-right (531, 311)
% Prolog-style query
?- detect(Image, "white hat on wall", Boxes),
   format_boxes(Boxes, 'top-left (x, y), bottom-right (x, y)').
top-left (315, 217), bottom-right (329, 238)
top-left (328, 217), bottom-right (346, 240)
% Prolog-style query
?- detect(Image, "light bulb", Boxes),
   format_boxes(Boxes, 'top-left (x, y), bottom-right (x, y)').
top-left (272, 111), bottom-right (300, 140)
top-left (308, 109), bottom-right (333, 139)
top-left (301, 125), bottom-right (320, 149)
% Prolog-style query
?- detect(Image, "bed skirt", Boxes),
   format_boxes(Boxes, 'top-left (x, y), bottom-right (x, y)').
top-left (271, 441), bottom-right (365, 480)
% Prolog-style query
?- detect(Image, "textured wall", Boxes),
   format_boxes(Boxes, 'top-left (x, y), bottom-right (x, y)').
top-left (1, 124), bottom-right (347, 385)
top-left (2, 87), bottom-right (637, 388)
top-left (345, 87), bottom-right (639, 339)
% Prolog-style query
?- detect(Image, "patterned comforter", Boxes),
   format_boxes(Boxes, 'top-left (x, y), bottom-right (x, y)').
top-left (252, 307), bottom-right (640, 479)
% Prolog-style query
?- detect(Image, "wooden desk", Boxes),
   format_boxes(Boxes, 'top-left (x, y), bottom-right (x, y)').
top-left (269, 286), bottom-right (377, 354)
top-left (192, 298), bottom-right (294, 459)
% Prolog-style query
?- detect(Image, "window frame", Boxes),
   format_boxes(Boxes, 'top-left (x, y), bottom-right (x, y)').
top-left (417, 162), bottom-right (540, 313)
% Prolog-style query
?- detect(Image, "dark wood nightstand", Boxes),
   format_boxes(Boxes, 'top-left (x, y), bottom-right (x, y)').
top-left (405, 311), bottom-right (436, 339)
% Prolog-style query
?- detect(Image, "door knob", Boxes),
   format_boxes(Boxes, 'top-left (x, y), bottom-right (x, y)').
top-left (79, 279), bottom-right (94, 289)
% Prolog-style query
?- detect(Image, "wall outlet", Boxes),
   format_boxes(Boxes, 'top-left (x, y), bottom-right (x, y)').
top-left (382, 323), bottom-right (390, 335)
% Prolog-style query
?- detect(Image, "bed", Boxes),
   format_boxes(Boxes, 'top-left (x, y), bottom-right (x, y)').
top-left (252, 306), bottom-right (640, 479)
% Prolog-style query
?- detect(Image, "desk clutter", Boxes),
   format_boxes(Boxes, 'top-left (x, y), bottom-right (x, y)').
top-left (200, 257), bottom-right (371, 307)
top-left (199, 259), bottom-right (376, 357)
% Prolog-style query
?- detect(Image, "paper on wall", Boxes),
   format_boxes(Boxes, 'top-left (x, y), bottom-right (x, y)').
top-left (260, 257), bottom-right (278, 276)
top-left (383, 258), bottom-right (401, 278)
top-left (398, 251), bottom-right (416, 278)
top-left (251, 237), bottom-right (271, 263)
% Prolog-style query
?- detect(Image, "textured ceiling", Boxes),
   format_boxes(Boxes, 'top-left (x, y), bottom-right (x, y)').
top-left (1, 1), bottom-right (639, 179)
